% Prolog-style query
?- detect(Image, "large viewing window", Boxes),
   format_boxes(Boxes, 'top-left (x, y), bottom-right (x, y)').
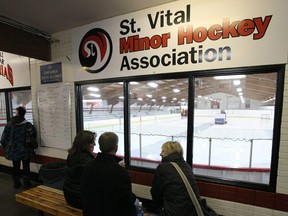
top-left (77, 65), bottom-right (283, 190)
top-left (0, 89), bottom-right (33, 138)
top-left (192, 73), bottom-right (277, 184)
top-left (81, 82), bottom-right (125, 156)
top-left (129, 79), bottom-right (188, 168)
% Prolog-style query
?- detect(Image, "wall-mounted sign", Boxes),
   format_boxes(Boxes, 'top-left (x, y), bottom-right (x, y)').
top-left (71, 0), bottom-right (288, 82)
top-left (40, 62), bottom-right (62, 84)
top-left (0, 51), bottom-right (30, 89)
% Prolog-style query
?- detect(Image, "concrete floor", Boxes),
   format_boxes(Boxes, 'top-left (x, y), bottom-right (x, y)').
top-left (0, 171), bottom-right (48, 216)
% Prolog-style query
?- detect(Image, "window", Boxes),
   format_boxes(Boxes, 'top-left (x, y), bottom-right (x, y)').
top-left (0, 92), bottom-right (7, 136)
top-left (11, 89), bottom-right (33, 122)
top-left (76, 65), bottom-right (283, 190)
top-left (0, 88), bottom-right (33, 139)
top-left (81, 82), bottom-right (125, 155)
top-left (129, 79), bottom-right (188, 168)
top-left (192, 73), bottom-right (277, 184)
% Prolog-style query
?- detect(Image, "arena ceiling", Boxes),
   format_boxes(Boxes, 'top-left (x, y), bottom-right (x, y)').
top-left (82, 72), bottom-right (277, 108)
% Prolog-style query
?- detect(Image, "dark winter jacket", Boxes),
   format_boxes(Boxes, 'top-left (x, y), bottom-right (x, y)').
top-left (81, 153), bottom-right (137, 216)
top-left (63, 151), bottom-right (95, 209)
top-left (0, 116), bottom-right (36, 161)
top-left (150, 153), bottom-right (201, 216)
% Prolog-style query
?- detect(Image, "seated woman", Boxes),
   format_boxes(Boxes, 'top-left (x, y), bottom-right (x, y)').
top-left (63, 130), bottom-right (96, 209)
top-left (150, 141), bottom-right (201, 216)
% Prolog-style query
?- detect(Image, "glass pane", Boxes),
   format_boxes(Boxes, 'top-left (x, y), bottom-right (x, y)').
top-left (81, 83), bottom-right (124, 155)
top-left (0, 92), bottom-right (7, 139)
top-left (193, 73), bottom-right (276, 184)
top-left (129, 79), bottom-right (188, 168)
top-left (11, 90), bottom-right (33, 122)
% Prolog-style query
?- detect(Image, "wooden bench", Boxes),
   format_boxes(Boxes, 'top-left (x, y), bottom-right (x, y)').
top-left (15, 185), bottom-right (82, 216)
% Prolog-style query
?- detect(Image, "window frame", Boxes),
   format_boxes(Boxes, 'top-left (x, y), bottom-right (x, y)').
top-left (0, 87), bottom-right (32, 121)
top-left (75, 64), bottom-right (284, 192)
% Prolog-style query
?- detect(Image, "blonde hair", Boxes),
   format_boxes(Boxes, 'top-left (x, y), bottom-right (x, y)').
top-left (161, 141), bottom-right (183, 156)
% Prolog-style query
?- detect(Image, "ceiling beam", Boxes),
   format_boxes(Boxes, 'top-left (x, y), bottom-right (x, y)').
top-left (0, 22), bottom-right (51, 61)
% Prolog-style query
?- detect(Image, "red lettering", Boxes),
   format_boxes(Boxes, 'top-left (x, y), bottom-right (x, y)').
top-left (208, 24), bottom-right (222, 41)
top-left (0, 64), bottom-right (14, 86)
top-left (222, 19), bottom-right (239, 39)
top-left (7, 64), bottom-right (14, 86)
top-left (178, 25), bottom-right (193, 45)
top-left (193, 27), bottom-right (208, 43)
top-left (238, 19), bottom-right (255, 36)
top-left (253, 15), bottom-right (272, 40)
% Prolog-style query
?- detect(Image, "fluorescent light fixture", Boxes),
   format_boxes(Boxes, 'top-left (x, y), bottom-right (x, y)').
top-left (119, 96), bottom-right (124, 99)
top-left (147, 82), bottom-right (158, 88)
top-left (214, 75), bottom-right (246, 80)
top-left (130, 81), bottom-right (139, 85)
top-left (83, 99), bottom-right (102, 103)
top-left (137, 98), bottom-right (143, 101)
top-left (236, 88), bottom-right (242, 92)
top-left (87, 87), bottom-right (99, 92)
top-left (233, 80), bottom-right (241, 86)
top-left (173, 88), bottom-right (180, 93)
top-left (146, 94), bottom-right (152, 98)
top-left (151, 99), bottom-right (156, 102)
top-left (89, 93), bottom-right (101, 98)
top-left (161, 96), bottom-right (167, 99)
top-left (239, 92), bottom-right (243, 96)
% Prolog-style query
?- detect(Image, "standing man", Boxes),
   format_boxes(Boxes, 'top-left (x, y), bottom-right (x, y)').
top-left (81, 132), bottom-right (136, 216)
top-left (0, 106), bottom-right (37, 189)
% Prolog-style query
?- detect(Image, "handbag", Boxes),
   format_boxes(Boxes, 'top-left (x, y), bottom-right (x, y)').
top-left (170, 162), bottom-right (221, 216)
top-left (25, 122), bottom-right (38, 149)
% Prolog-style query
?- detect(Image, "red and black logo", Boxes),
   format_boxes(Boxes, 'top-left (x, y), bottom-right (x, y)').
top-left (79, 28), bottom-right (113, 73)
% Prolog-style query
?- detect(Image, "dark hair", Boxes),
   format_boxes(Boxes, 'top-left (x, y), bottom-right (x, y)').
top-left (16, 106), bottom-right (26, 116)
top-left (68, 130), bottom-right (96, 155)
top-left (98, 132), bottom-right (118, 153)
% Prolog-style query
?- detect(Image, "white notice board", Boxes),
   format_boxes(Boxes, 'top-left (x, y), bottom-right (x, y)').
top-left (37, 83), bottom-right (71, 149)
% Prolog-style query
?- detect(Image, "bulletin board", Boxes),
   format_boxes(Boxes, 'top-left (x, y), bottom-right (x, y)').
top-left (37, 83), bottom-right (72, 149)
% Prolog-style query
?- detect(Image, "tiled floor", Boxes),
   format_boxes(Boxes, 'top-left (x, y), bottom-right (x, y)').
top-left (0, 171), bottom-right (44, 216)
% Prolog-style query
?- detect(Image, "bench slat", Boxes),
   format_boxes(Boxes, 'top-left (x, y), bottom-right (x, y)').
top-left (15, 185), bottom-right (82, 216)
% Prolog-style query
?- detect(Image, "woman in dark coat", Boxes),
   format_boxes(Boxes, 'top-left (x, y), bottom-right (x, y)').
top-left (63, 130), bottom-right (96, 209)
top-left (0, 106), bottom-right (36, 189)
top-left (150, 141), bottom-right (201, 216)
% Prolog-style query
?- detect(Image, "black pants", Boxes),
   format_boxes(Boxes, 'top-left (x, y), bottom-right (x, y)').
top-left (12, 159), bottom-right (30, 179)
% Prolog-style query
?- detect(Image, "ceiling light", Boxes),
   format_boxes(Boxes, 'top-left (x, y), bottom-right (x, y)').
top-left (236, 88), bottom-right (242, 92)
top-left (130, 81), bottom-right (139, 85)
top-left (233, 80), bottom-right (241, 86)
top-left (87, 87), bottom-right (99, 92)
top-left (90, 93), bottom-right (101, 98)
top-left (214, 75), bottom-right (246, 80)
top-left (173, 88), bottom-right (180, 93)
top-left (146, 94), bottom-right (152, 98)
top-left (147, 82), bottom-right (158, 88)
top-left (162, 96), bottom-right (166, 99)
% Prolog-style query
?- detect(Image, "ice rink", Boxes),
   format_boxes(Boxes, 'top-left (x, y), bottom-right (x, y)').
top-left (85, 111), bottom-right (273, 170)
